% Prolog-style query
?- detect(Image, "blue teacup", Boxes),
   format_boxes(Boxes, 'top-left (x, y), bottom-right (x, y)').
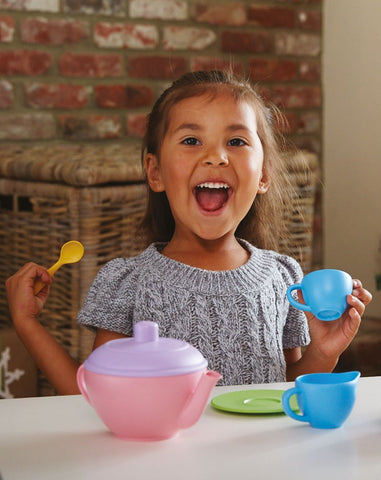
top-left (287, 269), bottom-right (353, 321)
top-left (282, 371), bottom-right (360, 429)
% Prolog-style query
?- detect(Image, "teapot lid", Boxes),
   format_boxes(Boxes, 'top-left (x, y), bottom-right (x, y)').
top-left (83, 321), bottom-right (207, 377)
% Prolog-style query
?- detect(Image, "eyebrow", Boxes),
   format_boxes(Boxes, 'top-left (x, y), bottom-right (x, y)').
top-left (173, 123), bottom-right (200, 133)
top-left (173, 123), bottom-right (253, 134)
top-left (226, 124), bottom-right (253, 133)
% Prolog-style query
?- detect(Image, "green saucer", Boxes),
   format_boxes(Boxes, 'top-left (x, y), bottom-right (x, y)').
top-left (211, 389), bottom-right (298, 415)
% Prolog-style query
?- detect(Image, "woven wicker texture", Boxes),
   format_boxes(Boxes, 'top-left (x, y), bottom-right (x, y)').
top-left (0, 178), bottom-right (147, 395)
top-left (279, 150), bottom-right (319, 273)
top-left (0, 143), bottom-right (144, 186)
top-left (0, 145), bottom-right (318, 396)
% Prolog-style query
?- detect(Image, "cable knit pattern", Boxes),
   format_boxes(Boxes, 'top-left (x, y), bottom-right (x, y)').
top-left (78, 240), bottom-right (310, 385)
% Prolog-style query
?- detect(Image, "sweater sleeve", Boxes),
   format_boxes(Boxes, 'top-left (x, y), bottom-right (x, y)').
top-left (277, 254), bottom-right (311, 349)
top-left (77, 257), bottom-right (137, 336)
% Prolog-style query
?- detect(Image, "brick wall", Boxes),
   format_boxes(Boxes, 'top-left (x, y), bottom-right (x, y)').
top-left (0, 0), bottom-right (323, 266)
top-left (0, 0), bottom-right (322, 149)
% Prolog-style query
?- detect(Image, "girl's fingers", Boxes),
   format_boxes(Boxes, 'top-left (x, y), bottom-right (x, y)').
top-left (6, 263), bottom-right (52, 294)
top-left (352, 279), bottom-right (372, 306)
top-left (347, 294), bottom-right (366, 317)
top-left (346, 307), bottom-right (362, 338)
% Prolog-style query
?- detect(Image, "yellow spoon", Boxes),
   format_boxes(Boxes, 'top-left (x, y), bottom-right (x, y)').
top-left (33, 240), bottom-right (84, 295)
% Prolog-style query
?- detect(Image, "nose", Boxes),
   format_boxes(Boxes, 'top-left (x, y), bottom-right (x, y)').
top-left (202, 147), bottom-right (229, 166)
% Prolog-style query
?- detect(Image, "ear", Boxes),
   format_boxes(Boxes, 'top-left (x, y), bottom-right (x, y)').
top-left (145, 153), bottom-right (165, 192)
top-left (257, 170), bottom-right (270, 194)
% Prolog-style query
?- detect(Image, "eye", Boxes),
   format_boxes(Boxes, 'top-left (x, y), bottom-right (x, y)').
top-left (181, 137), bottom-right (200, 146)
top-left (228, 138), bottom-right (247, 147)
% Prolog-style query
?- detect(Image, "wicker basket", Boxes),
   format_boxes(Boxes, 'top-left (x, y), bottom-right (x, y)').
top-left (0, 144), bottom-right (318, 395)
top-left (279, 149), bottom-right (319, 273)
top-left (0, 144), bottom-right (147, 395)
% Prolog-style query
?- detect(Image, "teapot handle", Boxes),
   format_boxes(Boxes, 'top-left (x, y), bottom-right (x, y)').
top-left (77, 364), bottom-right (92, 405)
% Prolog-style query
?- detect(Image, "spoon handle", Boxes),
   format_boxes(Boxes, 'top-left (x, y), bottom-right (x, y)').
top-left (47, 261), bottom-right (61, 276)
top-left (33, 261), bottom-right (59, 295)
top-left (33, 277), bottom-right (49, 295)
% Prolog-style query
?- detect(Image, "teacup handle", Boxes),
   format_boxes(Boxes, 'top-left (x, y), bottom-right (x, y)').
top-left (77, 364), bottom-right (92, 406)
top-left (282, 388), bottom-right (308, 423)
top-left (286, 285), bottom-right (312, 313)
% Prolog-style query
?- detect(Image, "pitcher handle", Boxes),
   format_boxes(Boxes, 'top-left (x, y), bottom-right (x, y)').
top-left (77, 364), bottom-right (92, 405)
top-left (286, 285), bottom-right (312, 313)
top-left (282, 388), bottom-right (308, 423)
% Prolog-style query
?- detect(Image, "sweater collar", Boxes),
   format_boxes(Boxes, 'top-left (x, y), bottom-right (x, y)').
top-left (140, 240), bottom-right (275, 294)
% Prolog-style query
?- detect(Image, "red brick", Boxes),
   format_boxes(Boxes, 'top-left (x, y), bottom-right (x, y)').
top-left (25, 82), bottom-right (89, 108)
top-left (221, 31), bottom-right (271, 54)
top-left (59, 52), bottom-right (123, 77)
top-left (129, 0), bottom-right (187, 20)
top-left (0, 50), bottom-right (53, 75)
top-left (63, 0), bottom-right (124, 16)
top-left (59, 114), bottom-right (122, 140)
top-left (127, 113), bottom-right (147, 138)
top-left (0, 0), bottom-right (59, 12)
top-left (248, 6), bottom-right (295, 28)
top-left (0, 80), bottom-right (13, 108)
top-left (21, 17), bottom-right (89, 45)
top-left (0, 113), bottom-right (55, 140)
top-left (163, 26), bottom-right (216, 50)
top-left (94, 22), bottom-right (158, 48)
top-left (299, 10), bottom-right (321, 30)
top-left (191, 57), bottom-right (243, 75)
top-left (299, 61), bottom-right (321, 82)
top-left (249, 59), bottom-right (297, 82)
top-left (272, 86), bottom-right (321, 108)
top-left (128, 55), bottom-right (187, 79)
top-left (95, 84), bottom-right (153, 108)
top-left (0, 15), bottom-right (14, 42)
top-left (298, 111), bottom-right (321, 133)
top-left (275, 32), bottom-right (320, 56)
top-left (193, 3), bottom-right (246, 26)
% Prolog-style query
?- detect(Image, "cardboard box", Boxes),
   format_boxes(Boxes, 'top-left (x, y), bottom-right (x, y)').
top-left (0, 328), bottom-right (37, 398)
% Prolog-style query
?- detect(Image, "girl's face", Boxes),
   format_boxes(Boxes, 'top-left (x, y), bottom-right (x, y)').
top-left (145, 92), bottom-right (269, 243)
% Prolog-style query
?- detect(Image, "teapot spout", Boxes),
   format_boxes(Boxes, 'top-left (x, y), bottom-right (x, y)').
top-left (178, 370), bottom-right (222, 429)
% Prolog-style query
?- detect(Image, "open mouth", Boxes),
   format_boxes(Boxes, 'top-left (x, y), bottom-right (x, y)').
top-left (194, 182), bottom-right (231, 212)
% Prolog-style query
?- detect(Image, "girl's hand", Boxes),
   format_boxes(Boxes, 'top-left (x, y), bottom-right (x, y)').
top-left (303, 279), bottom-right (372, 362)
top-left (5, 262), bottom-right (53, 327)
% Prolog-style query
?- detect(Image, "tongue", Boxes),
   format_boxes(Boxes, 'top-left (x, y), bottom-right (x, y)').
top-left (195, 188), bottom-right (228, 211)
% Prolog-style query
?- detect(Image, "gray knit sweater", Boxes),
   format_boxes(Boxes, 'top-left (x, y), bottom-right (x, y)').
top-left (78, 240), bottom-right (310, 385)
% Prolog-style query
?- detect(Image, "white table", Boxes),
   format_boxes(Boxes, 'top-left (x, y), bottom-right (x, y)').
top-left (1, 377), bottom-right (381, 480)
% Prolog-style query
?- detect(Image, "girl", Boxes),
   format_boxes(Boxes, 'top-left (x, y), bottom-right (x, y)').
top-left (6, 71), bottom-right (372, 394)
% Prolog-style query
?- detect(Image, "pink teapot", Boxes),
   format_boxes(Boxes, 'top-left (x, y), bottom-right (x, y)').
top-left (77, 321), bottom-right (222, 441)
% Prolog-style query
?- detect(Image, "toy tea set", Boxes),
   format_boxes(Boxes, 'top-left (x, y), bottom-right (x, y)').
top-left (37, 242), bottom-right (360, 440)
top-left (77, 321), bottom-right (359, 438)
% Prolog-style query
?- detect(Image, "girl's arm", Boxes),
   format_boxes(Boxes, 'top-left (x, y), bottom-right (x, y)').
top-left (285, 279), bottom-right (372, 381)
top-left (6, 263), bottom-right (125, 395)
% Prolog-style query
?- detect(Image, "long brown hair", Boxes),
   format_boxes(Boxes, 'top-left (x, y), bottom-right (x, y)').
top-left (140, 70), bottom-right (293, 252)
